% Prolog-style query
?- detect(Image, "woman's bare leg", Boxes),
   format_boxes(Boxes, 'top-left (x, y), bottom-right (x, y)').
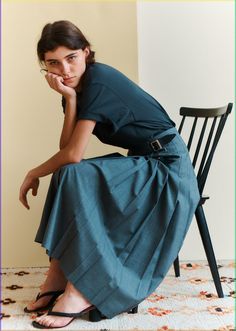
top-left (26, 258), bottom-right (67, 311)
top-left (34, 281), bottom-right (92, 328)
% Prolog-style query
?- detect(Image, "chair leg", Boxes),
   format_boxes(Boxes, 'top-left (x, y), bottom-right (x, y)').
top-left (195, 205), bottom-right (224, 298)
top-left (173, 255), bottom-right (180, 277)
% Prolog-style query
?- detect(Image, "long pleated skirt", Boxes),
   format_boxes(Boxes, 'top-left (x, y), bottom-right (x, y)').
top-left (35, 127), bottom-right (200, 318)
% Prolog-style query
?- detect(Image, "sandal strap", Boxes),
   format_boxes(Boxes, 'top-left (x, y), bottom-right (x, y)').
top-left (48, 305), bottom-right (95, 318)
top-left (35, 290), bottom-right (64, 301)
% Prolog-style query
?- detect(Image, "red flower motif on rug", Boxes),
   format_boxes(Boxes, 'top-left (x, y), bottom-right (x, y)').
top-left (181, 263), bottom-right (201, 270)
top-left (147, 307), bottom-right (172, 316)
top-left (147, 293), bottom-right (166, 302)
top-left (198, 291), bottom-right (218, 300)
top-left (189, 277), bottom-right (208, 284)
top-left (207, 306), bottom-right (234, 315)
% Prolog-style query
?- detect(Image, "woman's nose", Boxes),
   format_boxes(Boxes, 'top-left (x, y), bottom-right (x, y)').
top-left (61, 62), bottom-right (70, 76)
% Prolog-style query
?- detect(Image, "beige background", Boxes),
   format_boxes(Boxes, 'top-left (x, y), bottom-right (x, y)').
top-left (2, 1), bottom-right (138, 267)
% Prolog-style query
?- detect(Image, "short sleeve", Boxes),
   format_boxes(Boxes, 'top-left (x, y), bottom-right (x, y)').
top-left (77, 83), bottom-right (133, 133)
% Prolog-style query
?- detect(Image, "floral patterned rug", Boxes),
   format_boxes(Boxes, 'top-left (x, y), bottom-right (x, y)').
top-left (1, 260), bottom-right (235, 330)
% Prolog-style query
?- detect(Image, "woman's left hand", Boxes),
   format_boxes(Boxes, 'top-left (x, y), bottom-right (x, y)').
top-left (19, 172), bottom-right (40, 210)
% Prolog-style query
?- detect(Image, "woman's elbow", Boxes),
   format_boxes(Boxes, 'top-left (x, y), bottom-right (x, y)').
top-left (65, 148), bottom-right (83, 164)
top-left (59, 140), bottom-right (68, 150)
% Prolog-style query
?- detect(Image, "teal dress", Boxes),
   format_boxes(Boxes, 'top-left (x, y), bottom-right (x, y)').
top-left (35, 63), bottom-right (200, 319)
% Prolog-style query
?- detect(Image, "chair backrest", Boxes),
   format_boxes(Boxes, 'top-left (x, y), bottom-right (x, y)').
top-left (178, 103), bottom-right (233, 195)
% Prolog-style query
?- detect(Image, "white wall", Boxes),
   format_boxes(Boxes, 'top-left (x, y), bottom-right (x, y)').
top-left (137, 1), bottom-right (234, 260)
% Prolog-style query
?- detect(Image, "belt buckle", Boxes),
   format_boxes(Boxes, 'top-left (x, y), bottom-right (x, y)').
top-left (150, 139), bottom-right (162, 151)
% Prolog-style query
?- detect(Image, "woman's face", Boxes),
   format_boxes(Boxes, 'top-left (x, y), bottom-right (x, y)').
top-left (44, 46), bottom-right (89, 89)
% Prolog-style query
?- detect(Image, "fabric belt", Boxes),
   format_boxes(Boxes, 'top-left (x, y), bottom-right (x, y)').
top-left (128, 133), bottom-right (176, 156)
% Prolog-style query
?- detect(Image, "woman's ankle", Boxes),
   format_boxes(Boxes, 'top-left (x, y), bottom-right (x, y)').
top-left (41, 260), bottom-right (67, 291)
top-left (48, 259), bottom-right (67, 281)
top-left (65, 282), bottom-right (91, 305)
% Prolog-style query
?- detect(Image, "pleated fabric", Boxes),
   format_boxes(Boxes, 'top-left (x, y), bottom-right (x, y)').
top-left (35, 127), bottom-right (200, 318)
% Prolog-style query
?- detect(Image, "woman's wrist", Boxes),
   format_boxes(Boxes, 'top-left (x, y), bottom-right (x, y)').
top-left (64, 94), bottom-right (77, 114)
top-left (63, 90), bottom-right (77, 102)
top-left (27, 169), bottom-right (37, 179)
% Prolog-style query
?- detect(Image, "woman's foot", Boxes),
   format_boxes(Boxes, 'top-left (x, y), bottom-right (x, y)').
top-left (26, 259), bottom-right (67, 312)
top-left (34, 282), bottom-right (93, 328)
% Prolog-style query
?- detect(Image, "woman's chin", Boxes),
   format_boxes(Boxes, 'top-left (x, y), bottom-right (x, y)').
top-left (63, 77), bottom-right (79, 87)
top-left (64, 82), bottom-right (77, 88)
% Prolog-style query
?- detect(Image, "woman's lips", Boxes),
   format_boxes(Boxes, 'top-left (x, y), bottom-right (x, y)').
top-left (64, 77), bottom-right (75, 82)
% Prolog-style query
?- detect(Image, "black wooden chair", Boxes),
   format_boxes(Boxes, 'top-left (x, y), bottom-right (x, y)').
top-left (89, 104), bottom-right (233, 322)
top-left (173, 103), bottom-right (233, 298)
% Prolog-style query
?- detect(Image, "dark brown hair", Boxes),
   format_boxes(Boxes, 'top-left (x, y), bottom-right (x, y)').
top-left (37, 20), bottom-right (95, 65)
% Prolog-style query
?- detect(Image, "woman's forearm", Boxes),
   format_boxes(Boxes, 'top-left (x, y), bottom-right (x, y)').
top-left (20, 120), bottom-right (95, 209)
top-left (29, 147), bottom-right (80, 179)
top-left (59, 96), bottom-right (77, 149)
top-left (29, 118), bottom-right (95, 180)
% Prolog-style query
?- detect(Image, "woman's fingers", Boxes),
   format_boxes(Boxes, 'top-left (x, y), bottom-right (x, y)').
top-left (32, 187), bottom-right (37, 196)
top-left (45, 73), bottom-right (64, 92)
top-left (32, 178), bottom-right (39, 196)
top-left (44, 73), bottom-right (76, 98)
top-left (19, 187), bottom-right (30, 210)
top-left (19, 177), bottom-right (40, 209)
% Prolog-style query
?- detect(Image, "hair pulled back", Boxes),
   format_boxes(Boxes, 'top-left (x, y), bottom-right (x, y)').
top-left (37, 20), bottom-right (95, 65)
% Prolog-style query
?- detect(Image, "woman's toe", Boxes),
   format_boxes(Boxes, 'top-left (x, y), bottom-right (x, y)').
top-left (48, 318), bottom-right (57, 328)
top-left (50, 318), bottom-right (60, 328)
top-left (35, 314), bottom-right (42, 320)
top-left (35, 314), bottom-right (45, 323)
top-left (43, 319), bottom-right (51, 327)
top-left (39, 318), bottom-right (49, 327)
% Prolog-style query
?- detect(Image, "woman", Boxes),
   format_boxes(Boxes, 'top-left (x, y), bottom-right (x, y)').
top-left (20, 20), bottom-right (200, 329)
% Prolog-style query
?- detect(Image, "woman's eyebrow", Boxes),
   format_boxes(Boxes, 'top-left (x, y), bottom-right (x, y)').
top-left (65, 52), bottom-right (78, 58)
top-left (45, 52), bottom-right (78, 62)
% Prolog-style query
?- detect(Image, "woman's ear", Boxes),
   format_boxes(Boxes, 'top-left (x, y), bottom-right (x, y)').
top-left (84, 47), bottom-right (90, 57)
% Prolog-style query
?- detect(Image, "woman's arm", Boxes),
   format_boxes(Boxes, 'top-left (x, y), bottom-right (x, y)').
top-left (59, 96), bottom-right (77, 149)
top-left (44, 73), bottom-right (78, 149)
top-left (19, 119), bottom-right (96, 209)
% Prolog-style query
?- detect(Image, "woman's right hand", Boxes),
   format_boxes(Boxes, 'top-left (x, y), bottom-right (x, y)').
top-left (45, 72), bottom-right (76, 99)
top-left (19, 172), bottom-right (40, 210)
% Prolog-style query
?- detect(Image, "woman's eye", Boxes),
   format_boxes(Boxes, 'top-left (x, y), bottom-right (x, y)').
top-left (68, 56), bottom-right (77, 62)
top-left (49, 61), bottom-right (58, 66)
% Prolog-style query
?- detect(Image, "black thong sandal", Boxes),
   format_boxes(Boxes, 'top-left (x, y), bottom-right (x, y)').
top-left (24, 290), bottom-right (65, 313)
top-left (32, 305), bottom-right (95, 329)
